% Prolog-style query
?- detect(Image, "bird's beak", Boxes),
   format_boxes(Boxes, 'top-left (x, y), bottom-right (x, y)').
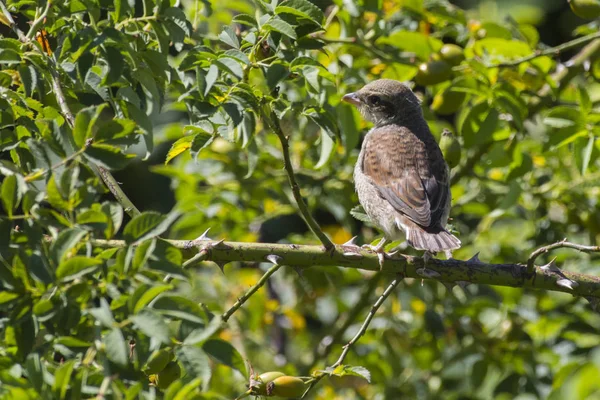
top-left (342, 92), bottom-right (361, 106)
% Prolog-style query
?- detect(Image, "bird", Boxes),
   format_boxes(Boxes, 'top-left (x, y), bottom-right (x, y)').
top-left (342, 79), bottom-right (460, 266)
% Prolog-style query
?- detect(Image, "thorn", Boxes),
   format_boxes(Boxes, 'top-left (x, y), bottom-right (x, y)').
top-left (343, 252), bottom-right (363, 259)
top-left (342, 236), bottom-right (359, 247)
top-left (416, 268), bottom-right (441, 279)
top-left (288, 244), bottom-right (299, 249)
top-left (265, 254), bottom-right (283, 265)
top-left (441, 281), bottom-right (456, 291)
top-left (539, 257), bottom-right (560, 273)
top-left (467, 252), bottom-right (480, 264)
top-left (556, 278), bottom-right (578, 290)
top-left (214, 261), bottom-right (227, 274)
top-left (457, 281), bottom-right (471, 289)
top-left (385, 249), bottom-right (400, 258)
top-left (377, 252), bottom-right (385, 270)
top-left (196, 228), bottom-right (212, 241)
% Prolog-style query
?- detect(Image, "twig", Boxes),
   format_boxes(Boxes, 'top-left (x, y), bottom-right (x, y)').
top-left (0, 0), bottom-right (26, 41)
top-left (25, 0), bottom-right (51, 40)
top-left (114, 15), bottom-right (157, 30)
top-left (96, 166), bottom-right (141, 218)
top-left (90, 238), bottom-right (600, 299)
top-left (301, 275), bottom-right (403, 398)
top-left (527, 238), bottom-right (600, 273)
top-left (24, 147), bottom-right (87, 182)
top-left (264, 110), bottom-right (334, 250)
top-left (331, 275), bottom-right (402, 368)
top-left (221, 263), bottom-right (283, 322)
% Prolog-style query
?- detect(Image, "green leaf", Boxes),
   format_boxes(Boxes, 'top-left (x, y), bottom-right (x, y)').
top-left (376, 31), bottom-right (443, 60)
top-left (458, 102), bottom-right (499, 147)
top-left (214, 56), bottom-right (243, 79)
top-left (580, 135), bottom-right (595, 176)
top-left (84, 143), bottom-right (135, 169)
top-left (331, 365), bottom-right (371, 383)
top-left (263, 18), bottom-right (297, 40)
top-left (315, 130), bottom-right (336, 169)
top-left (55, 256), bottom-right (101, 282)
top-left (1, 174), bottom-right (19, 217)
top-left (152, 295), bottom-right (205, 324)
top-left (175, 346), bottom-right (212, 390)
top-left (133, 284), bottom-right (172, 313)
top-left (202, 339), bottom-right (246, 374)
top-left (122, 211), bottom-right (164, 243)
top-left (131, 309), bottom-right (171, 344)
top-left (275, 0), bottom-right (325, 25)
top-left (349, 205), bottom-right (372, 224)
top-left (219, 26), bottom-right (239, 49)
top-left (52, 359), bottom-right (75, 400)
top-left (166, 135), bottom-right (194, 164)
top-left (104, 328), bottom-right (128, 367)
top-left (232, 13), bottom-right (257, 27)
top-left (88, 298), bottom-right (115, 327)
top-left (51, 227), bottom-right (87, 264)
top-left (189, 127), bottom-right (215, 161)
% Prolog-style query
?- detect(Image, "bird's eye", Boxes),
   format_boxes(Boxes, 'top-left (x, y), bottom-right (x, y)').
top-left (368, 95), bottom-right (381, 106)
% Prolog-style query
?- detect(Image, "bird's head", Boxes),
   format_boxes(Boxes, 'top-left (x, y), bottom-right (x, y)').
top-left (342, 79), bottom-right (422, 127)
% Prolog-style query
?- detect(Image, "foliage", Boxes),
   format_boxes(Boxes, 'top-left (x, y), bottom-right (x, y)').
top-left (1, 0), bottom-right (600, 399)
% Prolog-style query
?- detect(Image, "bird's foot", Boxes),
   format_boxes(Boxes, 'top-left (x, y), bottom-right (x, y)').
top-left (362, 238), bottom-right (389, 270)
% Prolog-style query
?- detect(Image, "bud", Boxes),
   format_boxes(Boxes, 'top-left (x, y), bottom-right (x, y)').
top-left (250, 371), bottom-right (286, 395)
top-left (439, 129), bottom-right (462, 169)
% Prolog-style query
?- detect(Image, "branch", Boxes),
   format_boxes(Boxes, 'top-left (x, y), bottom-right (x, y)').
top-left (302, 275), bottom-right (402, 398)
top-left (527, 239), bottom-right (600, 274)
top-left (91, 239), bottom-right (600, 300)
top-left (316, 35), bottom-right (415, 65)
top-left (264, 110), bottom-right (334, 250)
top-left (95, 166), bottom-right (141, 218)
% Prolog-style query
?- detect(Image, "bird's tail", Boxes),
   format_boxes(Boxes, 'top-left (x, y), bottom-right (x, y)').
top-left (407, 227), bottom-right (461, 253)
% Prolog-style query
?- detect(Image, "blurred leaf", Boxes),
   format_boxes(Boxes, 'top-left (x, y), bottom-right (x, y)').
top-left (104, 328), bottom-right (128, 367)
top-left (275, 0), bottom-right (325, 26)
top-left (263, 18), bottom-right (297, 40)
top-left (202, 339), bottom-right (246, 375)
top-left (55, 256), bottom-right (101, 282)
top-left (131, 309), bottom-right (171, 344)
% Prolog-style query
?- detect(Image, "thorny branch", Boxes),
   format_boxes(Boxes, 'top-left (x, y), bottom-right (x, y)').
top-left (527, 239), bottom-right (600, 274)
top-left (92, 238), bottom-right (600, 301)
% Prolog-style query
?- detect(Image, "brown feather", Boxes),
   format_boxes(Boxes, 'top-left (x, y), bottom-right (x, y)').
top-left (362, 124), bottom-right (448, 229)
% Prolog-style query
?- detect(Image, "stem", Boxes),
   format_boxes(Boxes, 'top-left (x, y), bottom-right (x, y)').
top-left (25, 0), bottom-right (51, 40)
top-left (317, 35), bottom-right (414, 65)
top-left (302, 276), bottom-right (402, 398)
top-left (264, 110), bottom-right (334, 250)
top-left (527, 238), bottom-right (600, 273)
top-left (331, 276), bottom-right (402, 368)
top-left (114, 15), bottom-right (157, 30)
top-left (221, 263), bottom-right (282, 322)
top-left (90, 238), bottom-right (600, 299)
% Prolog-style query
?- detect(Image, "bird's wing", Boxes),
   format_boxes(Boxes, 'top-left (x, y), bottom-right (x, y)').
top-left (362, 126), bottom-right (448, 228)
